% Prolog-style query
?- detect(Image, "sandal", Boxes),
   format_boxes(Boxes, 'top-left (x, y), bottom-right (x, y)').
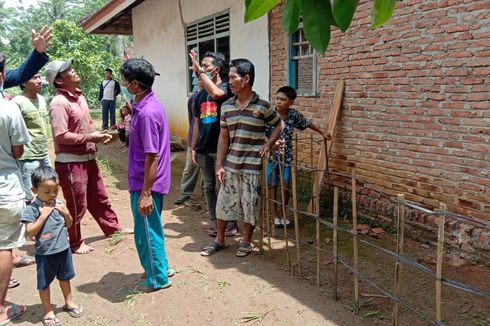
top-left (41, 315), bottom-right (61, 326)
top-left (200, 241), bottom-right (226, 257)
top-left (140, 268), bottom-right (175, 279)
top-left (13, 255), bottom-right (35, 268)
top-left (236, 241), bottom-right (253, 257)
top-left (0, 304), bottom-right (26, 326)
top-left (132, 282), bottom-right (171, 294)
top-left (207, 220), bottom-right (217, 237)
top-left (8, 278), bottom-right (20, 289)
top-left (62, 304), bottom-right (84, 318)
top-left (225, 222), bottom-right (239, 237)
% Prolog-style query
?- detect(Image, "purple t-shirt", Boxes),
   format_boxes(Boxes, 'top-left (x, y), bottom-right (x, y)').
top-left (128, 91), bottom-right (171, 194)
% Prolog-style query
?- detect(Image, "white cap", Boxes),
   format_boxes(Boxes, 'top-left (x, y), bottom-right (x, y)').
top-left (45, 59), bottom-right (73, 84)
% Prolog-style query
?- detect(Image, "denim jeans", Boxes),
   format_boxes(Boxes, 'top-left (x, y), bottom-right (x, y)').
top-left (196, 152), bottom-right (217, 220)
top-left (18, 156), bottom-right (52, 201)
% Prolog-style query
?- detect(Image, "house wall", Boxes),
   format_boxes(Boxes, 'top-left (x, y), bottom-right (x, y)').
top-left (270, 1), bottom-right (489, 257)
top-left (131, 0), bottom-right (269, 139)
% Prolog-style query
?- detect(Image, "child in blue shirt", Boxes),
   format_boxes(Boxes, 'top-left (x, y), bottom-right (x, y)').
top-left (21, 166), bottom-right (83, 326)
top-left (266, 86), bottom-right (330, 228)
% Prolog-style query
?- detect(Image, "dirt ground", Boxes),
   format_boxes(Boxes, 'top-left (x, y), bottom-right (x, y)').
top-left (7, 133), bottom-right (490, 326)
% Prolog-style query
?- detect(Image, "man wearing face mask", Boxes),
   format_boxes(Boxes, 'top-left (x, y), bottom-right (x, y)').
top-left (188, 51), bottom-right (237, 237)
top-left (45, 59), bottom-right (132, 255)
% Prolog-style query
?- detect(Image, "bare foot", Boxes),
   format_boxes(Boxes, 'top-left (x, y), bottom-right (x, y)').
top-left (73, 243), bottom-right (94, 254)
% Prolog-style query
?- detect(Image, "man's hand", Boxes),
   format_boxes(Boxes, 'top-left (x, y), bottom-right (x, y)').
top-left (191, 150), bottom-right (199, 167)
top-left (138, 193), bottom-right (154, 216)
top-left (32, 26), bottom-right (53, 53)
top-left (38, 206), bottom-right (54, 220)
top-left (189, 50), bottom-right (202, 74)
top-left (324, 132), bottom-right (332, 141)
top-left (55, 202), bottom-right (70, 217)
top-left (88, 131), bottom-right (112, 144)
top-left (216, 167), bottom-right (226, 184)
top-left (259, 143), bottom-right (272, 158)
top-left (274, 139), bottom-right (285, 154)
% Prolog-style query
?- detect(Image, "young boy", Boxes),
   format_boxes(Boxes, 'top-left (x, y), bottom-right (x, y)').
top-left (21, 166), bottom-right (83, 326)
top-left (266, 86), bottom-right (329, 228)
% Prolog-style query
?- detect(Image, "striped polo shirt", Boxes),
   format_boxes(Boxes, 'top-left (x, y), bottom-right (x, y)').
top-left (220, 92), bottom-right (281, 174)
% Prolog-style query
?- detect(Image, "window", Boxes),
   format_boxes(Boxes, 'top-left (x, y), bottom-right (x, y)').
top-left (186, 11), bottom-right (230, 93)
top-left (289, 24), bottom-right (317, 96)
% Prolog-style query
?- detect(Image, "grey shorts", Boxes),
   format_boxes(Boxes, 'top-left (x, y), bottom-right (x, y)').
top-left (216, 171), bottom-right (261, 226)
top-left (0, 200), bottom-right (26, 250)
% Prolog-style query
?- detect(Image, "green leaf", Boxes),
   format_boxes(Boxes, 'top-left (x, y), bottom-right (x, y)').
top-left (282, 0), bottom-right (302, 35)
top-left (244, 0), bottom-right (280, 23)
top-left (302, 0), bottom-right (331, 53)
top-left (332, 0), bottom-right (358, 33)
top-left (371, 0), bottom-right (396, 29)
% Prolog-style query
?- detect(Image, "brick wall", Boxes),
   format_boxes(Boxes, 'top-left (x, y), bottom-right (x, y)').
top-left (269, 0), bottom-right (490, 224)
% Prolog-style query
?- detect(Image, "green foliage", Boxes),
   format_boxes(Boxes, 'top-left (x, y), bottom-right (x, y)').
top-left (0, 0), bottom-right (126, 109)
top-left (246, 0), bottom-right (397, 53)
top-left (371, 0), bottom-right (396, 29)
top-left (244, 0), bottom-right (280, 23)
top-left (301, 0), bottom-right (331, 54)
top-left (332, 0), bottom-right (359, 32)
top-left (282, 0), bottom-right (301, 35)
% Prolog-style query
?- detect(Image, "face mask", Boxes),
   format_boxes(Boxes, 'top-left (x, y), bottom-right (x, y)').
top-left (0, 84), bottom-right (4, 99)
top-left (205, 68), bottom-right (217, 80)
top-left (121, 86), bottom-right (135, 102)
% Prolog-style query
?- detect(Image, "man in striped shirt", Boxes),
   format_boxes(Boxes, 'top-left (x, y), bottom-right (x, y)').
top-left (201, 59), bottom-right (282, 257)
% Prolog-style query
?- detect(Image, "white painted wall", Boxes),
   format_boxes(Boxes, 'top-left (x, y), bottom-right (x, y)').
top-left (132, 0), bottom-right (269, 139)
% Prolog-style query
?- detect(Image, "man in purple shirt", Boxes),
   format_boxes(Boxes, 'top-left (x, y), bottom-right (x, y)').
top-left (119, 58), bottom-right (173, 293)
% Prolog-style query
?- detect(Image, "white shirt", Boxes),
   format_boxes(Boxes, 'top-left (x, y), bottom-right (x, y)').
top-left (102, 79), bottom-right (116, 101)
top-left (0, 99), bottom-right (31, 204)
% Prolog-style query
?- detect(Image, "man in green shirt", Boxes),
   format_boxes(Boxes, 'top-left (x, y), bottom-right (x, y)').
top-left (12, 73), bottom-right (51, 203)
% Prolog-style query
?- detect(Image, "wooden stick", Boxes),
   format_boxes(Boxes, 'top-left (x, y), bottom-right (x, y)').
top-left (436, 203), bottom-right (446, 323)
top-left (291, 163), bottom-right (302, 278)
top-left (278, 155), bottom-right (290, 270)
top-left (392, 194), bottom-right (405, 326)
top-left (352, 172), bottom-right (359, 313)
top-left (333, 186), bottom-right (339, 300)
top-left (361, 293), bottom-right (389, 299)
top-left (310, 133), bottom-right (313, 167)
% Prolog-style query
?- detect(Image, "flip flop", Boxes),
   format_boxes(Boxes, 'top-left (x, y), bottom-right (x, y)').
top-left (132, 282), bottom-right (171, 294)
top-left (236, 241), bottom-right (253, 257)
top-left (8, 278), bottom-right (20, 289)
top-left (201, 241), bottom-right (226, 257)
top-left (41, 315), bottom-right (61, 326)
top-left (0, 304), bottom-right (26, 326)
top-left (139, 268), bottom-right (175, 279)
top-left (62, 304), bottom-right (84, 318)
top-left (13, 255), bottom-right (35, 268)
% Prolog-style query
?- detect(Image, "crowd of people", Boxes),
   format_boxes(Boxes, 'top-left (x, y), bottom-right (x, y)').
top-left (0, 25), bottom-right (328, 326)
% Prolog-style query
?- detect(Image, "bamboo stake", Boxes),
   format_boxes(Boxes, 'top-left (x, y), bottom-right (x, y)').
top-left (352, 172), bottom-right (359, 313)
top-left (315, 171), bottom-right (321, 287)
top-left (436, 203), bottom-right (446, 323)
top-left (259, 159), bottom-right (266, 253)
top-left (278, 155), bottom-right (290, 270)
top-left (291, 163), bottom-right (302, 278)
top-left (333, 186), bottom-right (339, 300)
top-left (263, 159), bottom-right (272, 257)
top-left (310, 133), bottom-right (313, 167)
top-left (392, 194), bottom-right (405, 326)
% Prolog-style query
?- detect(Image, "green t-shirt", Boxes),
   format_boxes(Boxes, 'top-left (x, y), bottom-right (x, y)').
top-left (12, 94), bottom-right (50, 160)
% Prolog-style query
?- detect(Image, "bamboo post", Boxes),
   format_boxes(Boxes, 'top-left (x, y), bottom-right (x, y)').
top-left (263, 159), bottom-right (272, 257)
top-left (310, 133), bottom-right (314, 167)
top-left (352, 172), bottom-right (359, 313)
top-left (259, 159), bottom-right (266, 253)
top-left (333, 186), bottom-right (339, 300)
top-left (291, 163), bottom-right (302, 278)
top-left (271, 161), bottom-right (276, 238)
top-left (436, 203), bottom-right (446, 323)
top-left (315, 170), bottom-right (321, 287)
top-left (392, 194), bottom-right (405, 326)
top-left (278, 155), bottom-right (290, 269)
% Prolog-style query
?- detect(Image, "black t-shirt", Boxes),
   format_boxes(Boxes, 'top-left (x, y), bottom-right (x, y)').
top-left (192, 82), bottom-right (232, 153)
